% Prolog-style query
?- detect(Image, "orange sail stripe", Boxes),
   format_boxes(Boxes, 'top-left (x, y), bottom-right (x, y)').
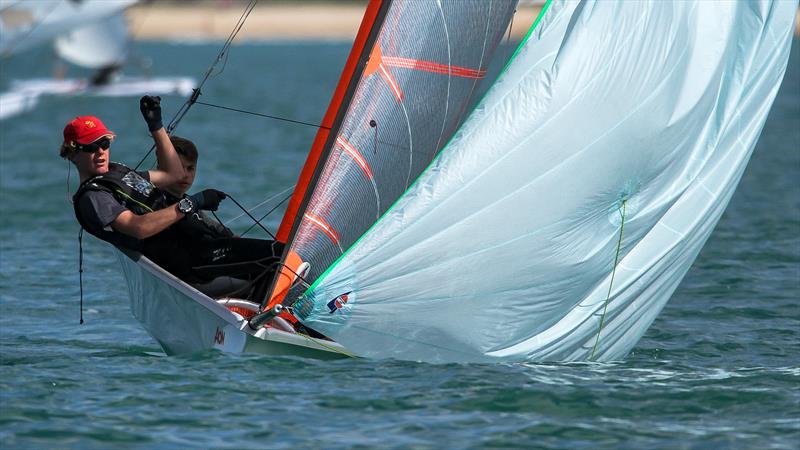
top-left (275, 0), bottom-right (384, 243)
top-left (304, 212), bottom-right (341, 246)
top-left (336, 136), bottom-right (375, 179)
top-left (378, 63), bottom-right (404, 102)
top-left (366, 44), bottom-right (403, 102)
top-left (382, 56), bottom-right (486, 79)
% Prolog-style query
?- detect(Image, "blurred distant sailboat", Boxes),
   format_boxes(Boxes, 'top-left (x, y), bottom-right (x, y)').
top-left (0, 0), bottom-right (194, 120)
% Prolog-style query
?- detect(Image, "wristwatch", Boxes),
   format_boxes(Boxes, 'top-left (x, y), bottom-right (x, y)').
top-left (177, 196), bottom-right (195, 214)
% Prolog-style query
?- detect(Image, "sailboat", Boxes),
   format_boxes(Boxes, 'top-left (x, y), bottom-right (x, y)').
top-left (0, 0), bottom-right (194, 120)
top-left (115, 0), bottom-right (795, 362)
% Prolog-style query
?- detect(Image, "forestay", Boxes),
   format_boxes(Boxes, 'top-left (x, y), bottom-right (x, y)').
top-left (295, 0), bottom-right (796, 362)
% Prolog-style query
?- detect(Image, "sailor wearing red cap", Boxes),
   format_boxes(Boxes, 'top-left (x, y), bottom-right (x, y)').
top-left (61, 96), bottom-right (284, 302)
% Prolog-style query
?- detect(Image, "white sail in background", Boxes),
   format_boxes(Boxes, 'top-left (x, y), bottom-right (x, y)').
top-left (298, 0), bottom-right (797, 363)
top-left (0, 0), bottom-right (136, 57)
top-left (54, 13), bottom-right (130, 69)
top-left (0, 0), bottom-right (195, 121)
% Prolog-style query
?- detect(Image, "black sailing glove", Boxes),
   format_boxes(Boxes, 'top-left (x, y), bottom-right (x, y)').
top-left (188, 189), bottom-right (227, 212)
top-left (139, 95), bottom-right (163, 132)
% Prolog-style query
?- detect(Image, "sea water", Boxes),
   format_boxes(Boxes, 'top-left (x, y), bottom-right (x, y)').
top-left (1, 39), bottom-right (798, 449)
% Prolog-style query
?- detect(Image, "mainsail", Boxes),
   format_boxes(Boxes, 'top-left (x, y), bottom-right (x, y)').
top-left (292, 0), bottom-right (796, 362)
top-left (269, 0), bottom-right (520, 302)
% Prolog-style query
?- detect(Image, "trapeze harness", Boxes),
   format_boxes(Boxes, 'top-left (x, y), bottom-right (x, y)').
top-left (73, 163), bottom-right (167, 250)
top-left (73, 162), bottom-right (226, 248)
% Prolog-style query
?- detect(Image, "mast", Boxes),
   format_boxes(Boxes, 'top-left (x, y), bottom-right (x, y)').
top-left (263, 0), bottom-right (391, 307)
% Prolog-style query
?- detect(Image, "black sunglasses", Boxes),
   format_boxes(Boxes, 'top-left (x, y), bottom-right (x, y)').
top-left (76, 137), bottom-right (111, 153)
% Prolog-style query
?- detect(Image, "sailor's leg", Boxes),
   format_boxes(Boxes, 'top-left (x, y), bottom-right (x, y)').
top-left (188, 238), bottom-right (285, 301)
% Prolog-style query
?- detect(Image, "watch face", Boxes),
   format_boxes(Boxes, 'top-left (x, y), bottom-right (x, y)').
top-left (178, 197), bottom-right (192, 213)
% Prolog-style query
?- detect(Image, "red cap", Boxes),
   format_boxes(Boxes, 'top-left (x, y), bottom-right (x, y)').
top-left (63, 116), bottom-right (115, 145)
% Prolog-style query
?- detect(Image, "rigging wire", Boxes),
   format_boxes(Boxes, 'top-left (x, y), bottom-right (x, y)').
top-left (78, 228), bottom-right (84, 324)
top-left (240, 191), bottom-right (293, 237)
top-left (194, 100), bottom-right (332, 131)
top-left (65, 159), bottom-right (72, 204)
top-left (591, 199), bottom-right (627, 360)
top-left (224, 194), bottom-right (277, 240)
top-left (226, 184), bottom-right (295, 224)
top-left (133, 0), bottom-right (259, 170)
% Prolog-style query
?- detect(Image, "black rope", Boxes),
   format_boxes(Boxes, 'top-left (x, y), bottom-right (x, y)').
top-left (78, 228), bottom-right (84, 324)
top-left (370, 119), bottom-right (378, 154)
top-left (225, 194), bottom-right (276, 240)
top-left (195, 101), bottom-right (332, 131)
top-left (210, 210), bottom-right (226, 230)
top-left (134, 0), bottom-right (259, 170)
top-left (505, 8), bottom-right (517, 58)
top-left (240, 191), bottom-right (293, 237)
top-left (251, 260), bottom-right (310, 310)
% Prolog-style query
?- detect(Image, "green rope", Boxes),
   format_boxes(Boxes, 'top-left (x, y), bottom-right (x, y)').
top-left (591, 199), bottom-right (627, 360)
top-left (114, 190), bottom-right (154, 212)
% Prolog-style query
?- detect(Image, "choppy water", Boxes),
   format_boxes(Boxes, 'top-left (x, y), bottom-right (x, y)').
top-left (1, 37), bottom-right (798, 449)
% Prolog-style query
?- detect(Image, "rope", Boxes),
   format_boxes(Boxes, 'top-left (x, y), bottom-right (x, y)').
top-left (240, 191), bottom-right (293, 237)
top-left (195, 101), bottom-right (332, 131)
top-left (227, 185), bottom-right (294, 223)
top-left (224, 194), bottom-right (276, 240)
top-left (134, 0), bottom-right (259, 170)
top-left (78, 228), bottom-right (84, 324)
top-left (65, 160), bottom-right (72, 204)
top-left (591, 199), bottom-right (627, 360)
top-left (370, 119), bottom-right (378, 154)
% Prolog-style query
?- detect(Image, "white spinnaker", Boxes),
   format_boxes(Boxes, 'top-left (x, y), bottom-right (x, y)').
top-left (301, 0), bottom-right (796, 363)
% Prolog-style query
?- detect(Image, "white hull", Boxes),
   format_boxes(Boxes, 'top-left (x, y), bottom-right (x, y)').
top-left (114, 250), bottom-right (349, 359)
top-left (0, 76), bottom-right (196, 120)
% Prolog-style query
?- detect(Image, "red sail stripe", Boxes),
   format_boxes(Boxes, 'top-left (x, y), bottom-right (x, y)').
top-left (378, 63), bottom-right (404, 102)
top-left (382, 57), bottom-right (486, 77)
top-left (304, 212), bottom-right (340, 245)
top-left (336, 136), bottom-right (375, 179)
top-left (384, 61), bottom-right (485, 78)
top-left (382, 56), bottom-right (486, 79)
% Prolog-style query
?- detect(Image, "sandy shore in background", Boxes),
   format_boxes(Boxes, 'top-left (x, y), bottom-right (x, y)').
top-left (126, 3), bottom-right (542, 41)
